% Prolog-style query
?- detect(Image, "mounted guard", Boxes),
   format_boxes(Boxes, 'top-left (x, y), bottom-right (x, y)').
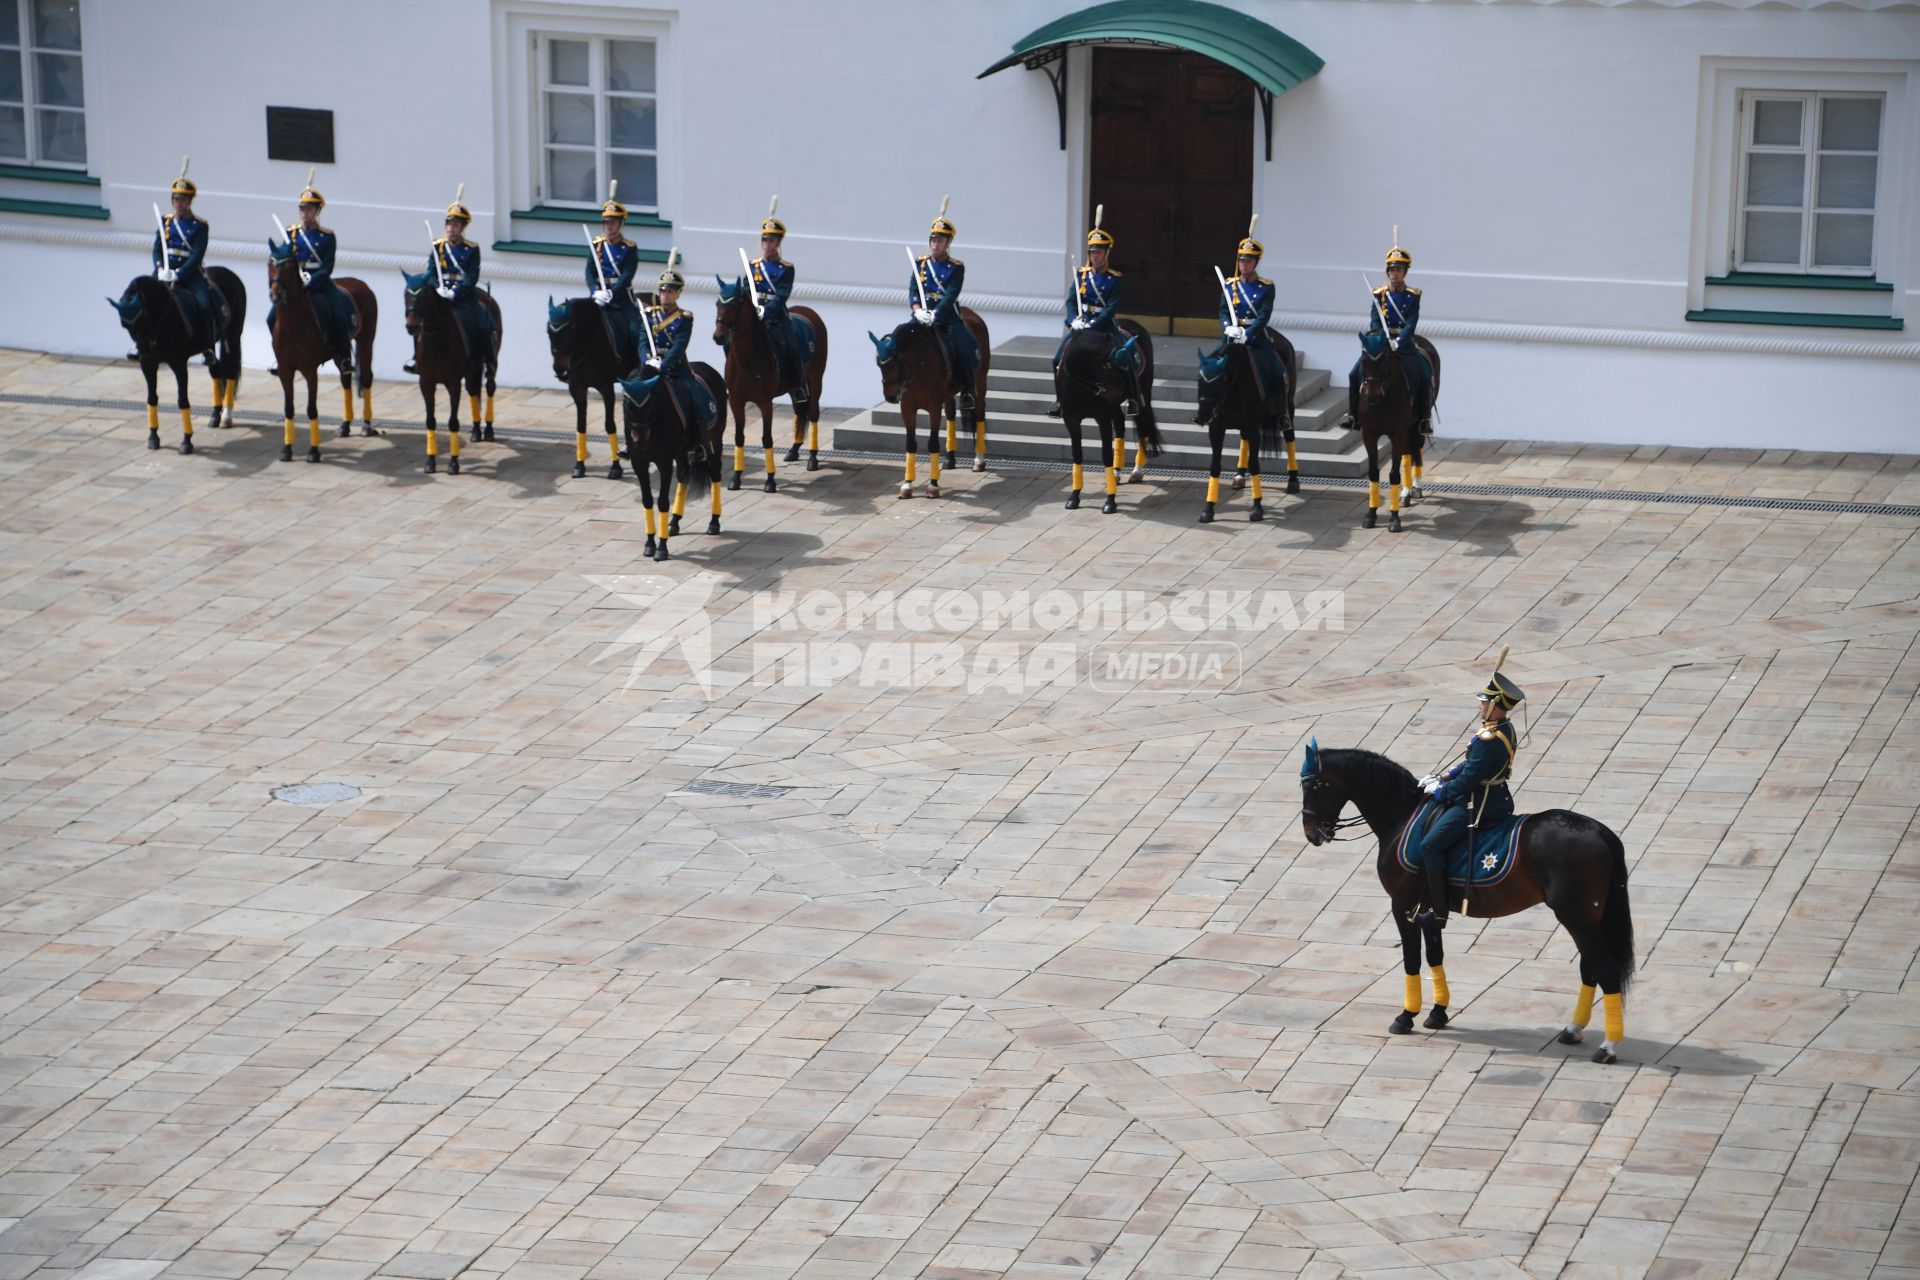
top-left (1199, 216), bottom-right (1287, 425)
top-left (406, 184), bottom-right (495, 377)
top-left (749, 197), bottom-right (814, 401)
top-left (587, 180), bottom-right (644, 372)
top-left (646, 250), bottom-right (720, 438)
top-left (1046, 208), bottom-right (1138, 419)
top-left (148, 156), bottom-right (227, 358)
top-left (267, 169), bottom-right (357, 377)
top-left (910, 195), bottom-right (978, 411)
top-left (1347, 229), bottom-right (1434, 437)
top-left (1415, 654), bottom-right (1524, 928)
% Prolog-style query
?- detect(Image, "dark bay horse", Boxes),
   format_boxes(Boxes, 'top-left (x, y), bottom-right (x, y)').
top-left (546, 297), bottom-right (626, 481)
top-left (619, 361), bottom-right (725, 561)
top-left (1054, 324), bottom-right (1160, 513)
top-left (1353, 333), bottom-right (1441, 530)
top-left (1233, 329), bottom-right (1298, 496)
top-left (871, 309), bottom-right (990, 499)
top-left (1299, 742), bottom-right (1636, 1063)
top-left (267, 244), bottom-right (376, 462)
top-left (403, 271), bottom-right (502, 475)
top-left (713, 277), bottom-right (828, 490)
top-left (108, 269), bottom-right (245, 453)
top-left (1195, 339), bottom-right (1287, 523)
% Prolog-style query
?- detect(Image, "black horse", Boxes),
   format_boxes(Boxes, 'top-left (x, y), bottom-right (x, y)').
top-left (108, 269), bottom-right (245, 453)
top-left (619, 361), bottom-right (725, 561)
top-left (1232, 329), bottom-right (1298, 495)
top-left (1054, 323), bottom-right (1161, 513)
top-left (1195, 337), bottom-right (1288, 523)
top-left (1353, 333), bottom-right (1440, 532)
top-left (547, 297), bottom-right (629, 480)
top-left (1299, 741), bottom-right (1636, 1063)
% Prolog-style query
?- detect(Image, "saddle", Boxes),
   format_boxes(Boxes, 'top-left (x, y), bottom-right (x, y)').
top-left (171, 280), bottom-right (229, 351)
top-left (1397, 799), bottom-right (1528, 891)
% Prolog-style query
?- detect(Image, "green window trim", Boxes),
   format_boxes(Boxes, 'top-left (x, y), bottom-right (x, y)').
top-left (0, 196), bottom-right (110, 219)
top-left (1705, 272), bottom-right (1892, 293)
top-left (0, 163), bottom-right (101, 186)
top-left (493, 239), bottom-right (669, 262)
top-left (1685, 308), bottom-right (1902, 331)
top-left (512, 206), bottom-right (671, 229)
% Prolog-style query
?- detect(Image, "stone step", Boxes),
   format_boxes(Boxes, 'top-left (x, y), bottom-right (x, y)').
top-left (984, 363), bottom-right (1332, 407)
top-left (916, 382), bottom-right (1350, 436)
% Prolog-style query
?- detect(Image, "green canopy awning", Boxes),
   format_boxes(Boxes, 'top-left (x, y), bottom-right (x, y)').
top-left (978, 0), bottom-right (1325, 152)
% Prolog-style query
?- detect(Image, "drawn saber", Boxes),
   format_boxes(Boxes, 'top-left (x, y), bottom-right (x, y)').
top-left (1362, 272), bottom-right (1399, 352)
top-left (152, 203), bottom-right (174, 281)
top-left (908, 245), bottom-right (930, 317)
top-left (583, 224), bottom-right (609, 294)
top-left (426, 220), bottom-right (445, 290)
top-left (1083, 202), bottom-right (1108, 312)
top-left (1071, 252), bottom-right (1084, 324)
top-left (739, 246), bottom-right (762, 313)
top-left (1213, 265), bottom-right (1240, 332)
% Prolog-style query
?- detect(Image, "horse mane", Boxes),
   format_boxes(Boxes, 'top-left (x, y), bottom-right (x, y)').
top-left (1322, 747), bottom-right (1419, 799)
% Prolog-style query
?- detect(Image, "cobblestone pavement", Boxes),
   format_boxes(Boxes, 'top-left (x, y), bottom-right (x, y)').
top-left (3, 349), bottom-right (1919, 1280)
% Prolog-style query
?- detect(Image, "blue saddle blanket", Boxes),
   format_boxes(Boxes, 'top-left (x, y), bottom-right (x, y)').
top-left (1395, 799), bottom-right (1528, 890)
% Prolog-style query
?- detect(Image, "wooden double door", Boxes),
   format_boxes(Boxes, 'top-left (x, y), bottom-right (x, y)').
top-left (1090, 48), bottom-right (1254, 331)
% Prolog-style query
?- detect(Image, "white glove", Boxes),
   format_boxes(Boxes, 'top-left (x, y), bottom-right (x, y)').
top-left (914, 308), bottom-right (934, 326)
top-left (156, 267), bottom-right (176, 283)
top-left (1422, 777), bottom-right (1443, 796)
top-left (754, 303), bottom-right (766, 319)
top-left (1070, 317), bottom-right (1089, 331)
top-left (1230, 327), bottom-right (1249, 345)
top-left (593, 289), bottom-right (612, 307)
top-left (437, 286), bottom-right (455, 300)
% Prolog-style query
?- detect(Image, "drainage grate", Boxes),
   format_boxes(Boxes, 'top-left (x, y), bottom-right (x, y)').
top-left (676, 778), bottom-right (795, 799)
top-left (272, 782), bottom-right (363, 806)
top-left (12, 392), bottom-right (1916, 518)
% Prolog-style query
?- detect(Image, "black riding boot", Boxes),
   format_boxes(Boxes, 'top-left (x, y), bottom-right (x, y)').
top-left (1345, 380), bottom-right (1358, 430)
top-left (404, 334), bottom-right (419, 375)
top-left (1415, 390), bottom-right (1432, 436)
top-left (1420, 851), bottom-right (1450, 927)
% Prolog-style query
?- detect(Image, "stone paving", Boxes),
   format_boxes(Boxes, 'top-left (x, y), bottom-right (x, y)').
top-left (2, 347), bottom-right (1919, 1280)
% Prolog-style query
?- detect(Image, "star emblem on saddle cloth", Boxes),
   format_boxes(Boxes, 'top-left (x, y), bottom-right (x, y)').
top-left (1481, 853), bottom-right (1498, 871)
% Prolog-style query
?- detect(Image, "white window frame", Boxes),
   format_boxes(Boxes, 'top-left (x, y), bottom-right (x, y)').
top-left (1689, 58), bottom-right (1915, 316)
top-left (0, 0), bottom-right (88, 170)
top-left (492, 4), bottom-right (676, 222)
top-left (535, 31), bottom-right (658, 212)
top-left (1735, 90), bottom-right (1883, 276)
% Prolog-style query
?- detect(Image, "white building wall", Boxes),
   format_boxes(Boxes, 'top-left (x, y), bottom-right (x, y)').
top-left (6, 0), bottom-right (1917, 450)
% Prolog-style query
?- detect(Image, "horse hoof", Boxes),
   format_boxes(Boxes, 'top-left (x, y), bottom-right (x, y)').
top-left (728, 472), bottom-right (743, 491)
top-left (1592, 1046), bottom-right (1617, 1065)
top-left (1389, 1011), bottom-right (1415, 1036)
top-left (448, 458), bottom-right (461, 476)
top-left (1127, 467), bottom-right (1145, 484)
top-left (1389, 513), bottom-right (1403, 533)
top-left (147, 431), bottom-right (161, 451)
top-left (927, 482), bottom-right (941, 498)
top-left (1557, 1028), bottom-right (1584, 1046)
top-left (898, 484), bottom-right (912, 500)
top-left (808, 453), bottom-right (821, 472)
top-left (943, 452), bottom-right (956, 471)
top-left (764, 477), bottom-right (777, 493)
top-left (307, 447), bottom-right (321, 463)
top-left (179, 438), bottom-right (194, 456)
top-left (1231, 472), bottom-right (1246, 491)
top-left (1199, 504), bottom-right (1215, 524)
top-left (608, 463), bottom-right (624, 481)
top-left (972, 458), bottom-right (986, 474)
top-left (572, 462), bottom-right (587, 479)
top-left (655, 543), bottom-right (671, 562)
top-left (425, 457), bottom-right (437, 474)
top-left (337, 424), bottom-right (351, 438)
top-left (669, 516), bottom-right (682, 537)
top-left (644, 536), bottom-right (657, 558)
top-left (1285, 474), bottom-right (1300, 495)
top-left (784, 444), bottom-right (801, 464)
top-left (1249, 500), bottom-right (1265, 523)
top-left (362, 425), bottom-right (381, 437)
top-left (1423, 1005), bottom-right (1449, 1030)
top-left (1066, 492), bottom-right (1081, 510)
top-left (1363, 510), bottom-right (1378, 529)
top-left (484, 427), bottom-right (496, 442)
top-left (1101, 495), bottom-right (1118, 515)
top-left (280, 445), bottom-right (294, 462)
top-left (706, 517), bottom-right (721, 535)
top-left (1409, 485), bottom-right (1423, 505)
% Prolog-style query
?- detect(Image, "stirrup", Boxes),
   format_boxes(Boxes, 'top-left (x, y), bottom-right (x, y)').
top-left (403, 360), bottom-right (418, 375)
top-left (957, 390), bottom-right (976, 411)
top-left (1416, 908), bottom-right (1448, 927)
top-left (1045, 401), bottom-right (1063, 419)
top-left (792, 382), bottom-right (809, 403)
top-left (1122, 398), bottom-right (1140, 417)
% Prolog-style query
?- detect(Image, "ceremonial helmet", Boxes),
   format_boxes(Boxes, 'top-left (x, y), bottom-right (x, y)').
top-left (760, 194), bottom-right (786, 240)
top-left (1385, 226), bottom-right (1411, 269)
top-left (657, 246), bottom-right (684, 291)
top-left (601, 179), bottom-right (627, 222)
top-left (1236, 214), bottom-right (1262, 260)
top-left (169, 155), bottom-right (196, 199)
top-left (1478, 646), bottom-right (1524, 711)
top-left (1086, 203), bottom-right (1113, 251)
top-left (297, 166), bottom-right (324, 209)
top-left (445, 182), bottom-right (470, 225)
top-left (928, 193), bottom-right (955, 241)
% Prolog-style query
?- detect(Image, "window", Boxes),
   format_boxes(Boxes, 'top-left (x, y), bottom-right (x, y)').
top-left (0, 0), bottom-right (85, 168)
top-left (1738, 92), bottom-right (1882, 274)
top-left (538, 33), bottom-right (656, 212)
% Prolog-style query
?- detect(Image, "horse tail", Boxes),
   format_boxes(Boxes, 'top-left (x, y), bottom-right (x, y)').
top-left (686, 439), bottom-right (714, 504)
top-left (1135, 395), bottom-right (1162, 458)
top-left (1600, 824), bottom-right (1636, 995)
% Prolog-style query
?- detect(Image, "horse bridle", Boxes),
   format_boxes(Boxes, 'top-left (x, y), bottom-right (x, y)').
top-left (1358, 345), bottom-right (1406, 405)
top-left (1300, 768), bottom-right (1369, 843)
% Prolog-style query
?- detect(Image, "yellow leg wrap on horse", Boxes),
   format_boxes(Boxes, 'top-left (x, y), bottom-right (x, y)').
top-left (341, 387), bottom-right (353, 422)
top-left (606, 432), bottom-right (620, 461)
top-left (147, 404), bottom-right (160, 431)
top-left (1135, 440), bottom-right (1148, 470)
top-left (425, 427), bottom-right (437, 457)
top-left (905, 453), bottom-right (917, 483)
top-left (1430, 965), bottom-right (1451, 1007)
top-left (449, 426), bottom-right (461, 458)
top-left (1369, 480), bottom-right (1381, 509)
top-left (764, 446), bottom-right (776, 475)
top-left (1206, 476), bottom-right (1220, 503)
top-left (1104, 467), bottom-right (1118, 496)
top-left (930, 451), bottom-right (942, 482)
top-left (644, 507), bottom-right (656, 536)
top-left (179, 407), bottom-right (193, 437)
top-left (945, 418), bottom-right (957, 453)
top-left (1286, 440), bottom-right (1297, 470)
top-left (1388, 483), bottom-right (1401, 513)
top-left (734, 445), bottom-right (746, 472)
top-left (794, 412), bottom-right (805, 443)
top-left (308, 418), bottom-right (320, 448)
top-left (359, 389), bottom-right (370, 421)
top-left (711, 485), bottom-right (723, 516)
top-left (1249, 475), bottom-right (1263, 500)
top-left (226, 381), bottom-right (239, 409)
top-left (211, 379), bottom-right (225, 409)
top-left (1403, 974), bottom-right (1422, 1013)
top-left (673, 483), bottom-right (687, 517)
top-left (1401, 453), bottom-right (1412, 480)
top-left (485, 394), bottom-right (494, 426)
top-left (1071, 463), bottom-right (1084, 491)
top-left (1236, 439), bottom-right (1250, 470)
top-left (808, 421), bottom-right (819, 452)
top-left (1603, 992), bottom-right (1624, 1042)
top-left (975, 423), bottom-right (987, 456)
top-left (574, 432), bottom-right (588, 463)
top-left (1572, 984), bottom-right (1596, 1028)
top-left (469, 395), bottom-right (481, 426)
top-left (656, 512), bottom-right (668, 546)
top-left (1413, 462), bottom-right (1422, 485)
top-left (283, 416), bottom-right (294, 446)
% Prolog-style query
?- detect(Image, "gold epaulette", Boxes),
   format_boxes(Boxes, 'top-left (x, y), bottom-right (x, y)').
top-left (1407, 286), bottom-right (1422, 296)
top-left (1109, 268), bottom-right (1123, 277)
top-left (1372, 285), bottom-right (1389, 297)
top-left (947, 257), bottom-right (964, 266)
top-left (1256, 275), bottom-right (1270, 285)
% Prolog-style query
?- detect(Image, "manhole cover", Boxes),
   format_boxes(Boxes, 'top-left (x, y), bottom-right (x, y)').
top-left (676, 779), bottom-right (794, 799)
top-left (271, 782), bottom-right (363, 806)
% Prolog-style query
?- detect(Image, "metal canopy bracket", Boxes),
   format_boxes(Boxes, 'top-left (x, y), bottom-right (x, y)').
top-left (1022, 47), bottom-right (1069, 151)
top-left (1257, 86), bottom-right (1273, 161)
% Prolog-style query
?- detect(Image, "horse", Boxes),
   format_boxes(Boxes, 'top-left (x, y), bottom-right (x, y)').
top-left (713, 277), bottom-right (829, 491)
top-left (1352, 334), bottom-right (1441, 529)
top-left (1053, 323), bottom-right (1161, 513)
top-left (1299, 741), bottom-right (1636, 1064)
top-left (1195, 338), bottom-right (1288, 523)
top-left (545, 297), bottom-right (627, 481)
top-left (870, 309), bottom-right (991, 499)
top-left (619, 361), bottom-right (726, 562)
top-left (402, 271), bottom-right (502, 475)
top-left (107, 268), bottom-right (245, 453)
top-left (266, 243), bottom-right (376, 462)
top-left (1232, 329), bottom-right (1298, 495)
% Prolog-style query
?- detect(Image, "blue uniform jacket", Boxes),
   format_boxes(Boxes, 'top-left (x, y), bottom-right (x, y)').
top-left (1368, 287), bottom-right (1420, 339)
top-left (1438, 719), bottom-right (1518, 824)
top-left (587, 236), bottom-right (641, 310)
top-left (428, 238), bottom-right (482, 304)
top-left (751, 257), bottom-right (795, 309)
top-left (287, 224), bottom-right (338, 286)
top-left (1068, 265), bottom-right (1123, 330)
top-left (911, 255), bottom-right (965, 325)
top-left (153, 214), bottom-right (209, 284)
top-left (1220, 276), bottom-right (1275, 346)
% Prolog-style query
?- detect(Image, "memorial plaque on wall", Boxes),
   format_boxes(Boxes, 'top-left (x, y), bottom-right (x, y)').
top-left (266, 107), bottom-right (335, 164)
